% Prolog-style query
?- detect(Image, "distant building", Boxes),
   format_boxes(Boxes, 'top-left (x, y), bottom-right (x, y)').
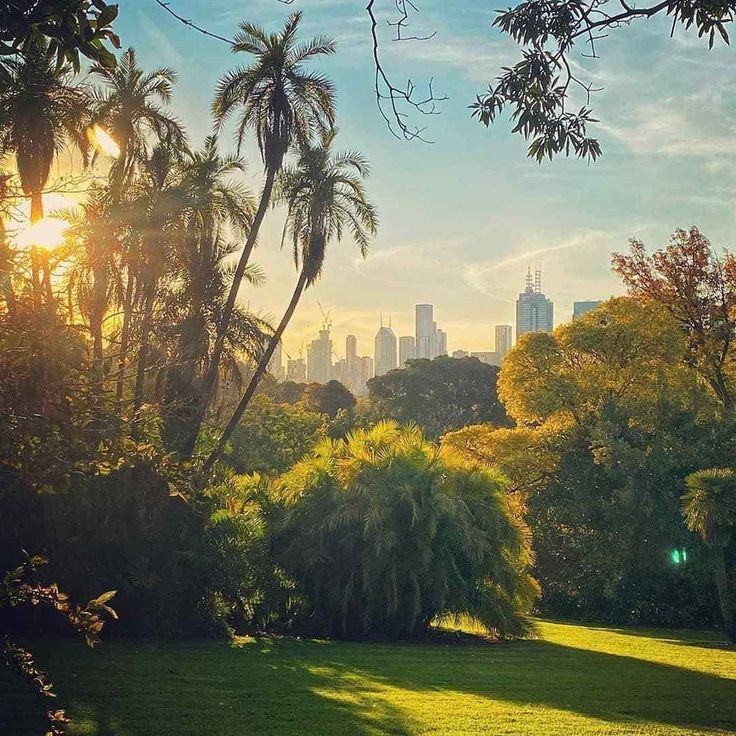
top-left (436, 328), bottom-right (448, 357)
top-left (286, 357), bottom-right (306, 383)
top-left (452, 349), bottom-right (469, 359)
top-left (360, 355), bottom-right (374, 387)
top-left (516, 267), bottom-right (554, 339)
top-left (573, 300), bottom-right (602, 320)
top-left (471, 351), bottom-right (502, 367)
top-left (346, 334), bottom-right (358, 370)
top-left (399, 335), bottom-right (416, 367)
top-left (374, 321), bottom-right (398, 377)
top-left (495, 325), bottom-right (513, 358)
top-left (415, 304), bottom-right (434, 359)
top-left (307, 328), bottom-right (332, 384)
top-left (267, 340), bottom-right (284, 381)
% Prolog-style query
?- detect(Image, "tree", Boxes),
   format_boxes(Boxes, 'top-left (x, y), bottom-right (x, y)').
top-left (368, 356), bottom-right (510, 439)
top-left (197, 11), bottom-right (337, 452)
top-left (0, 1), bottom-right (120, 71)
top-left (683, 469), bottom-right (736, 643)
top-left (303, 380), bottom-right (356, 419)
top-left (613, 227), bottom-right (736, 414)
top-left (259, 421), bottom-right (538, 638)
top-left (203, 131), bottom-right (376, 473)
top-left (471, 0), bottom-right (736, 160)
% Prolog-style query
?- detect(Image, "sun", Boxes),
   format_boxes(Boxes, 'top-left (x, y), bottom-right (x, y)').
top-left (17, 217), bottom-right (69, 251)
top-left (89, 124), bottom-right (121, 159)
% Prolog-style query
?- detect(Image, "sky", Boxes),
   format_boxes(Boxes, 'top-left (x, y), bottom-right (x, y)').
top-left (107, 0), bottom-right (736, 360)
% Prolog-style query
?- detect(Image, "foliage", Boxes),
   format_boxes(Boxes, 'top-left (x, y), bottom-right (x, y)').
top-left (367, 356), bottom-right (510, 439)
top-left (302, 380), bottom-right (356, 420)
top-left (472, 0), bottom-right (735, 160)
top-left (1, 553), bottom-right (116, 736)
top-left (258, 421), bottom-right (538, 638)
top-left (222, 395), bottom-right (326, 475)
top-left (0, 1), bottom-right (120, 71)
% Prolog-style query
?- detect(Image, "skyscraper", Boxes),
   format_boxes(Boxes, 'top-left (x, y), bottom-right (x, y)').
top-left (346, 334), bottom-right (358, 370)
top-left (415, 304), bottom-right (434, 359)
top-left (374, 320), bottom-right (398, 376)
top-left (516, 267), bottom-right (554, 339)
top-left (307, 328), bottom-right (333, 384)
top-left (495, 324), bottom-right (512, 358)
top-left (399, 335), bottom-right (416, 367)
top-left (286, 357), bottom-right (306, 382)
top-left (573, 300), bottom-right (602, 319)
top-left (267, 340), bottom-right (284, 380)
top-left (360, 355), bottom-right (374, 387)
top-left (436, 328), bottom-right (448, 356)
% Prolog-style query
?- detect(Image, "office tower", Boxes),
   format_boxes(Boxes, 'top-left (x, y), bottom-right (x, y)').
top-left (436, 328), bottom-right (448, 356)
top-left (573, 300), bottom-right (602, 319)
top-left (415, 304), bottom-right (434, 359)
top-left (286, 357), bottom-right (306, 382)
top-left (360, 355), bottom-right (374, 387)
top-left (452, 349), bottom-right (469, 359)
top-left (516, 267), bottom-right (554, 339)
top-left (374, 321), bottom-right (398, 377)
top-left (307, 328), bottom-right (333, 384)
top-left (346, 334), bottom-right (358, 370)
top-left (399, 335), bottom-right (416, 367)
top-left (495, 324), bottom-right (512, 358)
top-left (267, 340), bottom-right (284, 380)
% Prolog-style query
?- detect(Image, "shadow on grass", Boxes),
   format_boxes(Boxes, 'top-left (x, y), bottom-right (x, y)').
top-left (1, 632), bottom-right (734, 735)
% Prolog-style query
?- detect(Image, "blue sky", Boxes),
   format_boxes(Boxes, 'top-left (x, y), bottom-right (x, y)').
top-left (117, 0), bottom-right (736, 359)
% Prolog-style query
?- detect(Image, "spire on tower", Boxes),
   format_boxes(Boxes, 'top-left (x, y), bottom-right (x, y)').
top-left (525, 266), bottom-right (533, 292)
top-left (535, 265), bottom-right (542, 294)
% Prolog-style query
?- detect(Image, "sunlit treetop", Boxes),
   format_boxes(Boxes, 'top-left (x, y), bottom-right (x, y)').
top-left (0, 1), bottom-right (120, 72)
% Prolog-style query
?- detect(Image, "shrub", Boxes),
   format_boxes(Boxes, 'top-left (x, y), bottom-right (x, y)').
top-left (259, 421), bottom-right (538, 638)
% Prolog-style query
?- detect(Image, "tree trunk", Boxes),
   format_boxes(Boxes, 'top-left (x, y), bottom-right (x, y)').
top-left (90, 248), bottom-right (107, 363)
top-left (202, 269), bottom-right (308, 475)
top-left (132, 278), bottom-right (156, 432)
top-left (29, 190), bottom-right (43, 305)
top-left (115, 268), bottom-right (135, 414)
top-left (183, 168), bottom-right (277, 459)
top-left (714, 546), bottom-right (735, 644)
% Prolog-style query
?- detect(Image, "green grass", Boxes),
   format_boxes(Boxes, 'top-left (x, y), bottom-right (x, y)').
top-left (2, 620), bottom-right (735, 735)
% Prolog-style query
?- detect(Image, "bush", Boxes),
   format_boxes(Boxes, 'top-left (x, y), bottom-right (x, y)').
top-left (258, 421), bottom-right (538, 638)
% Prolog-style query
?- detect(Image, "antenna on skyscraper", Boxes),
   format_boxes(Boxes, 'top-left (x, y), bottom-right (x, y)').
top-left (526, 266), bottom-right (533, 291)
top-left (534, 262), bottom-right (542, 294)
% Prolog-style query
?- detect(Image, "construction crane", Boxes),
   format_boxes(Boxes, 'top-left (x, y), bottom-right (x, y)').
top-left (317, 301), bottom-right (332, 332)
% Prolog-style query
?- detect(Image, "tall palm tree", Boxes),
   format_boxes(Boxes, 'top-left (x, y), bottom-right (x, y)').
top-left (0, 41), bottom-right (90, 301)
top-left (203, 132), bottom-right (377, 473)
top-left (197, 11), bottom-right (336, 455)
top-left (683, 468), bottom-right (736, 643)
top-left (91, 46), bottom-right (186, 408)
top-left (91, 47), bottom-right (186, 190)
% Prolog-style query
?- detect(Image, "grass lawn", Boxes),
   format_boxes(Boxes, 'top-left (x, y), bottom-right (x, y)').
top-left (1, 620), bottom-right (734, 735)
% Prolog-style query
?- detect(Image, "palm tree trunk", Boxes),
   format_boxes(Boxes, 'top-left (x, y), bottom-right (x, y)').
top-left (115, 268), bottom-right (135, 414)
top-left (202, 268), bottom-right (308, 475)
top-left (132, 278), bottom-right (156, 430)
top-left (182, 167), bottom-right (277, 459)
top-left (714, 546), bottom-right (735, 643)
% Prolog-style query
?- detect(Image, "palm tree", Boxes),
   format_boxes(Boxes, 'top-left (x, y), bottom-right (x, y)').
top-left (203, 132), bottom-right (377, 473)
top-left (683, 468), bottom-right (736, 643)
top-left (90, 46), bottom-right (186, 408)
top-left (197, 11), bottom-right (336, 454)
top-left (0, 41), bottom-right (90, 301)
top-left (91, 47), bottom-right (186, 189)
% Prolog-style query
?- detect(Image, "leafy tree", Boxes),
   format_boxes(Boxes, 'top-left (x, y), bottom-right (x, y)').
top-left (0, 1), bottom-right (120, 71)
top-left (258, 421), bottom-right (538, 638)
top-left (204, 131), bottom-right (376, 473)
top-left (198, 11), bottom-right (337, 451)
top-left (613, 227), bottom-right (736, 414)
top-left (368, 356), bottom-right (510, 439)
top-left (472, 0), bottom-right (736, 160)
top-left (303, 380), bottom-right (356, 420)
top-left (683, 469), bottom-right (736, 642)
top-left (222, 395), bottom-right (326, 475)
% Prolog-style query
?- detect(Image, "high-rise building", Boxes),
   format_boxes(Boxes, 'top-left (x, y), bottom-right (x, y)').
top-left (516, 267), bottom-right (554, 339)
top-left (415, 304), bottom-right (434, 359)
top-left (286, 357), bottom-right (306, 382)
top-left (399, 335), bottom-right (416, 367)
top-left (267, 340), bottom-right (284, 380)
top-left (360, 355), bottom-right (374, 387)
top-left (346, 334), bottom-right (358, 370)
top-left (436, 328), bottom-right (448, 357)
top-left (307, 328), bottom-right (333, 384)
top-left (495, 324), bottom-right (512, 359)
top-left (573, 300), bottom-right (602, 319)
top-left (374, 321), bottom-right (398, 377)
